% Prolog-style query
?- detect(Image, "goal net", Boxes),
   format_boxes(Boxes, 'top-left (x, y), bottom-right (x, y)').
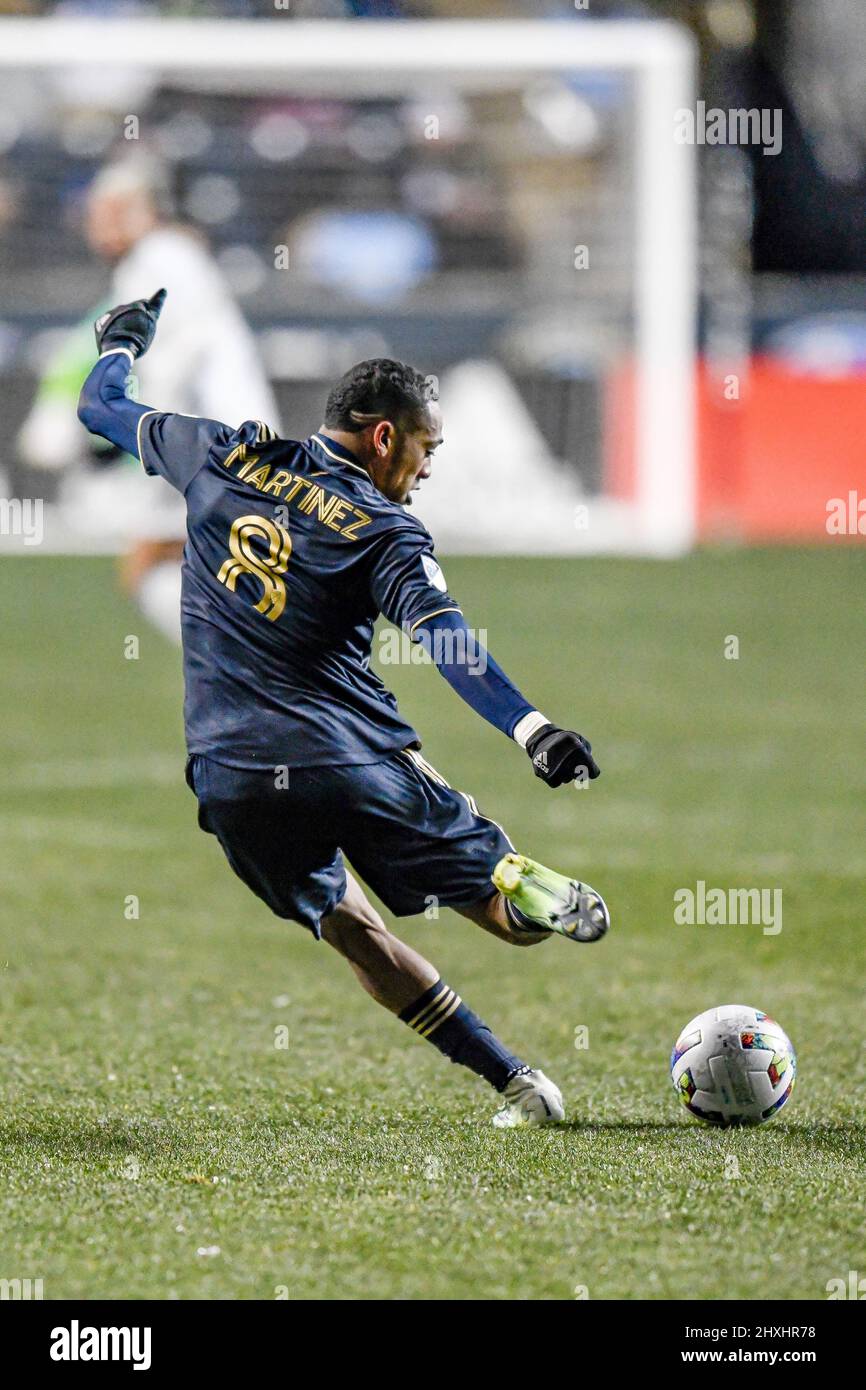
top-left (0, 16), bottom-right (697, 556)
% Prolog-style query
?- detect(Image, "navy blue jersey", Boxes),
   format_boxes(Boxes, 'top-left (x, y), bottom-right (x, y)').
top-left (137, 413), bottom-right (461, 769)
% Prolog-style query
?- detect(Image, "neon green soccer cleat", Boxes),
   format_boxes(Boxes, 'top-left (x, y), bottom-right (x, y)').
top-left (493, 853), bottom-right (610, 943)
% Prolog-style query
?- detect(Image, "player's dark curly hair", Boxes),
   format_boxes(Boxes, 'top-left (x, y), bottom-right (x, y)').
top-left (323, 358), bottom-right (437, 433)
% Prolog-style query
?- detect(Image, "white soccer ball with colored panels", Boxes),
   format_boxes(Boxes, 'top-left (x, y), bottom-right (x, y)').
top-left (670, 1004), bottom-right (796, 1127)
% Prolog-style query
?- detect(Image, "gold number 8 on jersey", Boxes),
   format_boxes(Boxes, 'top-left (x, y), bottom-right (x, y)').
top-left (217, 514), bottom-right (292, 621)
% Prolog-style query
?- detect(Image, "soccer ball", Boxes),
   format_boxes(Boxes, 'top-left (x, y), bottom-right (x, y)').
top-left (670, 1004), bottom-right (796, 1127)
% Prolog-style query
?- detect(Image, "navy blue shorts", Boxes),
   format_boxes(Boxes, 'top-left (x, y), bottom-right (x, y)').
top-left (186, 749), bottom-right (513, 937)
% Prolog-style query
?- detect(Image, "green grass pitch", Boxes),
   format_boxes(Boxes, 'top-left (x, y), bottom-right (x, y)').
top-left (0, 549), bottom-right (863, 1301)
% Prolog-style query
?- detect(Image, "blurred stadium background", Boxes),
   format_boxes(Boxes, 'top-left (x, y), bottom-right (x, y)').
top-left (0, 0), bottom-right (863, 556)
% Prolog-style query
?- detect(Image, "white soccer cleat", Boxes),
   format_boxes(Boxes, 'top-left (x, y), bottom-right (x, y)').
top-left (492, 1068), bottom-right (565, 1128)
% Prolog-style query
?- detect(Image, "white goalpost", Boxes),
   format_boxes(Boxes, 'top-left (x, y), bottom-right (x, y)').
top-left (1, 16), bottom-right (697, 556)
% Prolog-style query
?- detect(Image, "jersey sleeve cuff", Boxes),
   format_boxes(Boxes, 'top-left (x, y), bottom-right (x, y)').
top-left (406, 606), bottom-right (463, 639)
top-left (135, 409), bottom-right (160, 469)
top-left (511, 710), bottom-right (549, 748)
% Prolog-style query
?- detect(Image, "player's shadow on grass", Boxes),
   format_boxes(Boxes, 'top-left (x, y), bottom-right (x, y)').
top-left (558, 1120), bottom-right (683, 1133)
top-left (558, 1120), bottom-right (866, 1148)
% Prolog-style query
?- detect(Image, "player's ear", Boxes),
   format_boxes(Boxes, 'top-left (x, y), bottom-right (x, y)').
top-left (372, 419), bottom-right (394, 457)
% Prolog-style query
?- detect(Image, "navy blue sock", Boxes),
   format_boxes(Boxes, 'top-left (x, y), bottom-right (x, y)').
top-left (399, 979), bottom-right (529, 1093)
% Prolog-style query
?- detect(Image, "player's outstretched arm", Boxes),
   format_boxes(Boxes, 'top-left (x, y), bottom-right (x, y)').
top-left (413, 608), bottom-right (600, 788)
top-left (77, 289), bottom-right (167, 457)
top-left (79, 288), bottom-right (236, 493)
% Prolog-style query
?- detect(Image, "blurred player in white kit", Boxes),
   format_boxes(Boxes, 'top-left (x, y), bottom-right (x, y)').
top-left (19, 158), bottom-right (280, 642)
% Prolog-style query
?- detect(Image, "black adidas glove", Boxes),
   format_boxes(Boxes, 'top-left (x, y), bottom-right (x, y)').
top-left (94, 287), bottom-right (167, 359)
top-left (526, 723), bottom-right (600, 788)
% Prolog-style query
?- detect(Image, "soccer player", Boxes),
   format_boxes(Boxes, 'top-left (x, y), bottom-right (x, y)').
top-left (78, 290), bottom-right (611, 1128)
